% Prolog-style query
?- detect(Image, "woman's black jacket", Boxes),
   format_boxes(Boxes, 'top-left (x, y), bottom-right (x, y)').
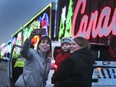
top-left (52, 48), bottom-right (95, 87)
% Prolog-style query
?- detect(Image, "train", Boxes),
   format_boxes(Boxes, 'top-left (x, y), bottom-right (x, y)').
top-left (0, 0), bottom-right (116, 86)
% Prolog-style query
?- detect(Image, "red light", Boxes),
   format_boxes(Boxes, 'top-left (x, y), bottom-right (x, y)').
top-left (42, 20), bottom-right (46, 27)
top-left (52, 63), bottom-right (58, 70)
top-left (54, 64), bottom-right (57, 68)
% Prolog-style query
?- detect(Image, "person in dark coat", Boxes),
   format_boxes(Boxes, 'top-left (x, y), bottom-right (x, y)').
top-left (52, 36), bottom-right (95, 87)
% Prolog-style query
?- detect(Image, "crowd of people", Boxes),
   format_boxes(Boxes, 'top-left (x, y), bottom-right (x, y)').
top-left (14, 29), bottom-right (95, 87)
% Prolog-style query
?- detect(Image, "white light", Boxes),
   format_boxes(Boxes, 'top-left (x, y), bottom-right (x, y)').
top-left (0, 43), bottom-right (5, 48)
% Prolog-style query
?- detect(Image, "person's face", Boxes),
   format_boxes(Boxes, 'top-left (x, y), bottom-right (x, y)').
top-left (61, 43), bottom-right (71, 52)
top-left (38, 39), bottom-right (50, 53)
top-left (70, 40), bottom-right (81, 53)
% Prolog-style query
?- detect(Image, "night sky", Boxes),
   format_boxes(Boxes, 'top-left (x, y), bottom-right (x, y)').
top-left (0, 0), bottom-right (55, 46)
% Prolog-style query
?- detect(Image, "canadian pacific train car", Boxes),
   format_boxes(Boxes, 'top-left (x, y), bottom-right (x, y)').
top-left (1, 1), bottom-right (116, 86)
top-left (55, 0), bottom-right (116, 87)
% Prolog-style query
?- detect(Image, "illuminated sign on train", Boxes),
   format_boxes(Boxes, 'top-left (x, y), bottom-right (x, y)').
top-left (58, 0), bottom-right (116, 40)
top-left (72, 0), bottom-right (116, 39)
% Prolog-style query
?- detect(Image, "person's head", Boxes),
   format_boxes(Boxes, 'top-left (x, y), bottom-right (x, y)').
top-left (70, 37), bottom-right (90, 53)
top-left (37, 35), bottom-right (52, 56)
top-left (60, 37), bottom-right (72, 52)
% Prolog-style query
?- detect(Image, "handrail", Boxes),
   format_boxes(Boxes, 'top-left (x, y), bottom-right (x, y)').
top-left (9, 44), bottom-right (22, 87)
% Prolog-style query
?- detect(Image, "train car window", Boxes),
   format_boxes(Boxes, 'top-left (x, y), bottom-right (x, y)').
top-left (90, 43), bottom-right (112, 61)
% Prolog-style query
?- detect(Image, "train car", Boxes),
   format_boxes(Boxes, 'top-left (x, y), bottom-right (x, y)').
top-left (55, 0), bottom-right (116, 86)
top-left (22, 2), bottom-right (56, 48)
top-left (8, 2), bottom-right (57, 86)
top-left (2, 0), bottom-right (116, 86)
top-left (10, 2), bottom-right (56, 69)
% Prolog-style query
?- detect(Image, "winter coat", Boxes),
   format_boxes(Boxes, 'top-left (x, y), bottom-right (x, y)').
top-left (52, 48), bottom-right (94, 87)
top-left (15, 39), bottom-right (51, 87)
top-left (55, 52), bottom-right (70, 67)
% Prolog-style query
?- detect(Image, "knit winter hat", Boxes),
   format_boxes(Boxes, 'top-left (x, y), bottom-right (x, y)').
top-left (60, 37), bottom-right (72, 45)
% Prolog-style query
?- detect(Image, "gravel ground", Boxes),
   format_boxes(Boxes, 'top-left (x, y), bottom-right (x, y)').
top-left (0, 60), bottom-right (9, 87)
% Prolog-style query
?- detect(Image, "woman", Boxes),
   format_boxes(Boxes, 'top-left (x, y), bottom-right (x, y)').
top-left (52, 37), bottom-right (94, 87)
top-left (15, 29), bottom-right (52, 87)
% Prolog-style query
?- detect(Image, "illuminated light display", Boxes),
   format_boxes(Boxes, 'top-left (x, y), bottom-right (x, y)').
top-left (72, 1), bottom-right (116, 39)
top-left (58, 0), bottom-right (116, 39)
top-left (29, 20), bottom-right (40, 30)
top-left (11, 29), bottom-right (23, 58)
top-left (23, 27), bottom-right (29, 42)
top-left (31, 35), bottom-right (40, 48)
top-left (12, 31), bottom-right (23, 46)
top-left (10, 2), bottom-right (55, 51)
top-left (16, 31), bottom-right (22, 45)
top-left (65, 0), bottom-right (73, 37)
top-left (0, 40), bottom-right (11, 60)
top-left (38, 13), bottom-right (49, 36)
top-left (11, 27), bottom-right (23, 58)
top-left (57, 0), bottom-right (116, 49)
top-left (23, 2), bottom-right (55, 39)
top-left (23, 13), bottom-right (50, 48)
top-left (1, 2), bottom-right (55, 59)
top-left (12, 37), bottom-right (16, 46)
top-left (58, 6), bottom-right (67, 40)
top-left (0, 43), bottom-right (5, 48)
top-left (23, 27), bottom-right (33, 42)
top-left (22, 2), bottom-right (55, 48)
top-left (58, 0), bottom-right (73, 40)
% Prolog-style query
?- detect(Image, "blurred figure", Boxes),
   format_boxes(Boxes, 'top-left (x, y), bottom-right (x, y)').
top-left (54, 37), bottom-right (72, 70)
top-left (4, 52), bottom-right (10, 60)
top-left (15, 29), bottom-right (52, 87)
top-left (52, 37), bottom-right (95, 87)
top-left (13, 55), bottom-right (24, 83)
top-left (53, 46), bottom-right (61, 60)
